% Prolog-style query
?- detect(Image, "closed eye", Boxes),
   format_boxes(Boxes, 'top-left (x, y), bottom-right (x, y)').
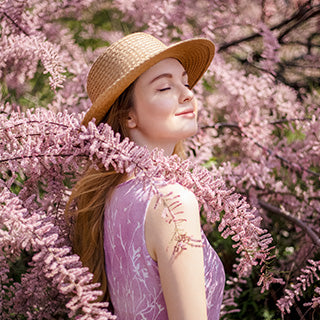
top-left (158, 87), bottom-right (171, 92)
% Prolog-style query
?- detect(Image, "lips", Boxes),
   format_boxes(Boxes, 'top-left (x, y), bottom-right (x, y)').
top-left (175, 108), bottom-right (195, 116)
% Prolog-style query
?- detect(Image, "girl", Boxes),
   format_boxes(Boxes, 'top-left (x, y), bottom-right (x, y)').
top-left (67, 32), bottom-right (225, 320)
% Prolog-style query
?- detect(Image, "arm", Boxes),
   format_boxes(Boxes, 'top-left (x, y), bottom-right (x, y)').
top-left (145, 183), bottom-right (207, 320)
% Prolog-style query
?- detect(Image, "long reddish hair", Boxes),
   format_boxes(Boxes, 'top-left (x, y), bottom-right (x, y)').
top-left (66, 80), bottom-right (185, 302)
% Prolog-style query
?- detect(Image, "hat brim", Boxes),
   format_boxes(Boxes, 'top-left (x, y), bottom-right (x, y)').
top-left (82, 38), bottom-right (215, 126)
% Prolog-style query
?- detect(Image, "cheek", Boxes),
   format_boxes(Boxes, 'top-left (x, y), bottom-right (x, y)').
top-left (150, 97), bottom-right (175, 117)
top-left (138, 97), bottom-right (174, 120)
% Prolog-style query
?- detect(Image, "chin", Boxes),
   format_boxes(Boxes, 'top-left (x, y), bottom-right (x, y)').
top-left (188, 124), bottom-right (199, 136)
top-left (181, 128), bottom-right (198, 140)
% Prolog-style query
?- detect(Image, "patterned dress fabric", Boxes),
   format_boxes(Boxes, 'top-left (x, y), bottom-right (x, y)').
top-left (104, 179), bottom-right (225, 319)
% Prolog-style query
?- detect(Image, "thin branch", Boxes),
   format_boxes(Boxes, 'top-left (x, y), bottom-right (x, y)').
top-left (269, 118), bottom-right (313, 125)
top-left (201, 117), bottom-right (314, 128)
top-left (279, 61), bottom-right (320, 70)
top-left (294, 302), bottom-right (307, 320)
top-left (2, 12), bottom-right (29, 36)
top-left (284, 40), bottom-right (320, 49)
top-left (0, 153), bottom-right (88, 164)
top-left (201, 122), bottom-right (320, 177)
top-left (0, 120), bottom-right (70, 131)
top-left (232, 52), bottom-right (319, 93)
top-left (259, 199), bottom-right (320, 248)
top-left (201, 122), bottom-right (241, 130)
top-left (257, 190), bottom-right (320, 215)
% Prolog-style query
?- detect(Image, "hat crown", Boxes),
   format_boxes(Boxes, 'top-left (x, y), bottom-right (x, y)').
top-left (87, 33), bottom-right (167, 103)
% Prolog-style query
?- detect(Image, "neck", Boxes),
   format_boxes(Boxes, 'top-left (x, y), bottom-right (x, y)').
top-left (143, 141), bottom-right (175, 156)
top-left (128, 128), bottom-right (180, 156)
top-left (129, 135), bottom-right (175, 156)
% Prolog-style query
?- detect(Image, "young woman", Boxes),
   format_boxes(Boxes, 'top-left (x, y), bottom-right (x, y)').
top-left (67, 32), bottom-right (225, 320)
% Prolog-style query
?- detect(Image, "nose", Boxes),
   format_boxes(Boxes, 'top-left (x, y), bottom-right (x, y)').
top-left (179, 85), bottom-right (194, 104)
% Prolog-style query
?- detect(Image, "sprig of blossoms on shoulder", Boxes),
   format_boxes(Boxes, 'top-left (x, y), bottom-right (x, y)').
top-left (0, 107), bottom-right (274, 317)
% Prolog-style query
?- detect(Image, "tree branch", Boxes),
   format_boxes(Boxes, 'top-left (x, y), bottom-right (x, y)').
top-left (2, 12), bottom-right (29, 36)
top-left (269, 118), bottom-right (313, 125)
top-left (218, 4), bottom-right (320, 52)
top-left (258, 199), bottom-right (320, 248)
top-left (278, 5), bottom-right (320, 43)
top-left (201, 118), bottom-right (313, 127)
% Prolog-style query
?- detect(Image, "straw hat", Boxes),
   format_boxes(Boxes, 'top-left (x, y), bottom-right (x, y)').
top-left (83, 32), bottom-right (215, 126)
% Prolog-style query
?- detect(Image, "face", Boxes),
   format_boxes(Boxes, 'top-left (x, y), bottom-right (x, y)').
top-left (127, 58), bottom-right (197, 154)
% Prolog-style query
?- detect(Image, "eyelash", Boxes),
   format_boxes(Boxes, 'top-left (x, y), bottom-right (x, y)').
top-left (158, 84), bottom-right (190, 92)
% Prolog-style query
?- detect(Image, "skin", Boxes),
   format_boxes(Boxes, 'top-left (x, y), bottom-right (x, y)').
top-left (127, 58), bottom-right (198, 156)
top-left (127, 58), bottom-right (208, 320)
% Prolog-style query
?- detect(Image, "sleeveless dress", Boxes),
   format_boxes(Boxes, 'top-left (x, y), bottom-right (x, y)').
top-left (104, 178), bottom-right (225, 319)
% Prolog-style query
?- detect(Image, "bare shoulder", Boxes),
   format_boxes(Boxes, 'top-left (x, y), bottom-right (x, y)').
top-left (146, 183), bottom-right (208, 319)
top-left (145, 182), bottom-right (201, 261)
top-left (152, 182), bottom-right (199, 215)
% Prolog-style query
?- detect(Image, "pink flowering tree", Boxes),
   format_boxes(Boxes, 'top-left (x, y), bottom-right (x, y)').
top-left (1, 0), bottom-right (319, 319)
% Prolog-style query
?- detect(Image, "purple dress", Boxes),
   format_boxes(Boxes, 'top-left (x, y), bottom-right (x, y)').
top-left (104, 179), bottom-right (225, 319)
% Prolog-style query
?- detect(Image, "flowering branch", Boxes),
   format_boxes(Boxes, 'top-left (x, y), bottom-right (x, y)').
top-left (277, 259), bottom-right (320, 315)
top-left (1, 12), bottom-right (29, 36)
top-left (0, 108), bottom-right (273, 282)
top-left (201, 121), bottom-right (320, 178)
top-left (0, 185), bottom-right (115, 319)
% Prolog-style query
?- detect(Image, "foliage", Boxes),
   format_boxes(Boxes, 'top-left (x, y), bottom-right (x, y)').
top-left (1, 0), bottom-right (320, 319)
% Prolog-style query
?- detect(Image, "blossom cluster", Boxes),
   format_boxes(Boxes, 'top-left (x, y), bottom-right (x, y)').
top-left (0, 108), bottom-right (273, 318)
top-left (277, 260), bottom-right (320, 314)
top-left (1, 0), bottom-right (319, 318)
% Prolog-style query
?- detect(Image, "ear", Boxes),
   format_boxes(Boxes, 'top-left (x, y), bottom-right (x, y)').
top-left (127, 110), bottom-right (137, 129)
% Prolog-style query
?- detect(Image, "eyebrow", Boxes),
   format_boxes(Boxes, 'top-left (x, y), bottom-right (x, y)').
top-left (149, 70), bottom-right (188, 84)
